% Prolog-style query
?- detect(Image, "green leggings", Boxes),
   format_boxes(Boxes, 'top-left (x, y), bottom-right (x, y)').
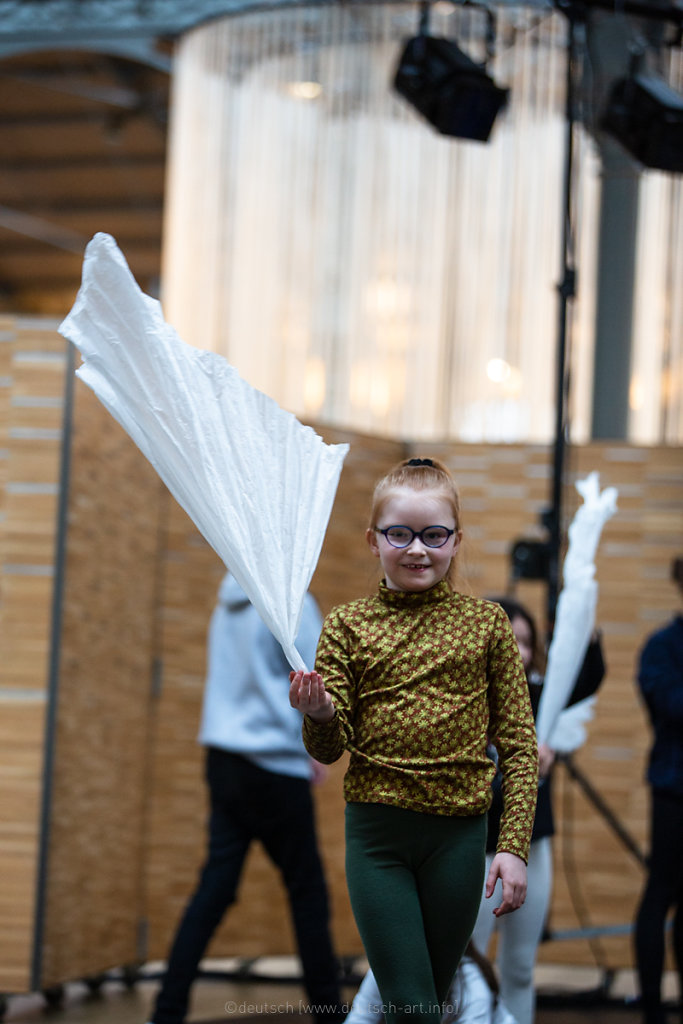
top-left (345, 802), bottom-right (486, 1024)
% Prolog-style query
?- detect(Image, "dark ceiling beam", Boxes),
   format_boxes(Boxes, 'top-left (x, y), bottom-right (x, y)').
top-left (4, 200), bottom-right (164, 215)
top-left (0, 154), bottom-right (165, 172)
top-left (0, 36), bottom-right (174, 72)
top-left (0, 70), bottom-right (145, 108)
top-left (0, 238), bottom-right (161, 254)
top-left (0, 271), bottom-right (149, 287)
top-left (0, 110), bottom-right (158, 127)
top-left (0, 204), bottom-right (88, 252)
top-left (0, 284), bottom-right (78, 294)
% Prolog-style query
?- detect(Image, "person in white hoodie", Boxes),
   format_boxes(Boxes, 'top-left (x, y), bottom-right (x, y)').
top-left (147, 572), bottom-right (343, 1024)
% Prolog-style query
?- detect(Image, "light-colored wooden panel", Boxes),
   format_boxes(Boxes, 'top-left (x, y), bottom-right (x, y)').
top-left (0, 698), bottom-right (45, 993)
top-left (5, 444), bottom-right (62, 483)
top-left (39, 381), bottom-right (164, 987)
top-left (0, 316), bottom-right (64, 700)
top-left (0, 573), bottom-right (53, 690)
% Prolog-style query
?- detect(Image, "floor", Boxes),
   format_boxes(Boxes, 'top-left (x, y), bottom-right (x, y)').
top-left (1, 957), bottom-right (678, 1024)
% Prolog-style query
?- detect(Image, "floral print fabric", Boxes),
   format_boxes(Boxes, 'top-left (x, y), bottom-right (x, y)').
top-left (303, 580), bottom-right (538, 862)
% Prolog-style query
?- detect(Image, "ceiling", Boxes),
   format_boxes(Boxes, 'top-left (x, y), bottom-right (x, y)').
top-left (0, 47), bottom-right (170, 314)
top-left (0, 0), bottom-right (344, 317)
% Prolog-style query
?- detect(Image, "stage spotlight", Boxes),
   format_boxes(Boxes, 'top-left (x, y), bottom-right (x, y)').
top-left (393, 32), bottom-right (509, 142)
top-left (600, 72), bottom-right (683, 173)
top-left (509, 539), bottom-right (551, 581)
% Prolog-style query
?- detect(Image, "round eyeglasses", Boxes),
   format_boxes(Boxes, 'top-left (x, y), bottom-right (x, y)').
top-left (375, 525), bottom-right (455, 549)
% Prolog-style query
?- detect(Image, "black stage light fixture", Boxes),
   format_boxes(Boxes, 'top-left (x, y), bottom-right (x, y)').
top-left (393, 31), bottom-right (509, 142)
top-left (509, 539), bottom-right (552, 582)
top-left (600, 72), bottom-right (683, 173)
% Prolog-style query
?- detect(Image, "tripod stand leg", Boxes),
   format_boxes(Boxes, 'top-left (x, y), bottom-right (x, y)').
top-left (560, 753), bottom-right (647, 867)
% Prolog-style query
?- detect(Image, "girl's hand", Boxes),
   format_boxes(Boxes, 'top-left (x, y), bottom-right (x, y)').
top-left (309, 759), bottom-right (329, 785)
top-left (485, 851), bottom-right (527, 917)
top-left (289, 670), bottom-right (335, 723)
top-left (538, 742), bottom-right (556, 778)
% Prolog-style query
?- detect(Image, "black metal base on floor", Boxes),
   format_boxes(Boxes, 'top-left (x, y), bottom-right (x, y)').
top-left (537, 983), bottom-right (678, 1017)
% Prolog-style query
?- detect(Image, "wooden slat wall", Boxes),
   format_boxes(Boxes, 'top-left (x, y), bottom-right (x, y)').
top-left (0, 316), bottom-right (65, 993)
top-left (39, 381), bottom-right (164, 987)
top-left (0, 319), bottom-right (164, 993)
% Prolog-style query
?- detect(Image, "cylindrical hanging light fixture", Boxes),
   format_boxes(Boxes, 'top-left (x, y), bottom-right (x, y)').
top-left (160, 3), bottom-right (682, 444)
top-left (161, 4), bottom-right (572, 442)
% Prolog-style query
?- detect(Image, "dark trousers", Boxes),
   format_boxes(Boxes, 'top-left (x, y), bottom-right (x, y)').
top-left (634, 789), bottom-right (683, 1024)
top-left (345, 802), bottom-right (486, 1024)
top-left (152, 749), bottom-right (342, 1024)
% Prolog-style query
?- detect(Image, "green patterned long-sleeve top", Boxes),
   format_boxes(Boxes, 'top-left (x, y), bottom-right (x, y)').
top-left (302, 580), bottom-right (539, 862)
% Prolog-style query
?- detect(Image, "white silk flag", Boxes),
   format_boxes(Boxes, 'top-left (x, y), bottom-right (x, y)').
top-left (59, 233), bottom-right (349, 671)
top-left (536, 472), bottom-right (618, 747)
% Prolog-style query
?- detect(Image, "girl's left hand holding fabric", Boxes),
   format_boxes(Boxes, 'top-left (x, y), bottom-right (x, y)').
top-left (290, 670), bottom-right (336, 723)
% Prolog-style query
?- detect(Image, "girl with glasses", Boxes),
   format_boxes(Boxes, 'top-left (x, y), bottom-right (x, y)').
top-left (290, 457), bottom-right (538, 1024)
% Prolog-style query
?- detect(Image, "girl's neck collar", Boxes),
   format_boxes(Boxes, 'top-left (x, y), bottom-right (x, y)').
top-left (378, 578), bottom-right (453, 605)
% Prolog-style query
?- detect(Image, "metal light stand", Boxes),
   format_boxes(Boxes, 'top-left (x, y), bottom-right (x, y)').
top-left (531, 5), bottom-right (634, 1006)
top-left (539, 3), bottom-right (683, 1006)
top-left (546, 0), bottom-right (579, 634)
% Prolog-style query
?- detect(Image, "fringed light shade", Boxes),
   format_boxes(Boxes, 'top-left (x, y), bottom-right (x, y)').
top-left (161, 4), bottom-right (682, 444)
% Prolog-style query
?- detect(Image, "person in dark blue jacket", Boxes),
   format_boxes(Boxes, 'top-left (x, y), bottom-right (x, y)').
top-left (634, 555), bottom-right (683, 1024)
